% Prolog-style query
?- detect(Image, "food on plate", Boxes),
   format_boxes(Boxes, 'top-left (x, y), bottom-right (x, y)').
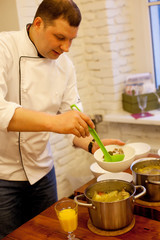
top-left (92, 189), bottom-right (130, 202)
top-left (102, 148), bottom-right (124, 161)
top-left (136, 165), bottom-right (160, 175)
top-left (108, 148), bottom-right (124, 156)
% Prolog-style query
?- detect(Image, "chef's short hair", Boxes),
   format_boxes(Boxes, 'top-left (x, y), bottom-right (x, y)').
top-left (34, 0), bottom-right (82, 27)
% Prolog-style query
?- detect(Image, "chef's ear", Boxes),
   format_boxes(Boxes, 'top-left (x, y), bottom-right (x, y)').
top-left (33, 17), bottom-right (44, 29)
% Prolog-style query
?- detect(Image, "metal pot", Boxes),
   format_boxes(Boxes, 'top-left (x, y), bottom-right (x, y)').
top-left (131, 158), bottom-right (160, 202)
top-left (74, 180), bottom-right (146, 230)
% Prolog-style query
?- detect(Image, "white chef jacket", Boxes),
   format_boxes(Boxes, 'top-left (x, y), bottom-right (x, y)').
top-left (0, 26), bottom-right (81, 184)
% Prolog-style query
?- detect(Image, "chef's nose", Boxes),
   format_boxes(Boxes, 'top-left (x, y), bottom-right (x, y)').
top-left (60, 40), bottom-right (72, 52)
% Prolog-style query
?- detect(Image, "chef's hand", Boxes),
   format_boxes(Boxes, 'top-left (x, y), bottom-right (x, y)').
top-left (91, 139), bottom-right (125, 154)
top-left (53, 110), bottom-right (95, 137)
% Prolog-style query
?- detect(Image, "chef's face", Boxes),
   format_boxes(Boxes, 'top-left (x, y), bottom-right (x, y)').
top-left (33, 17), bottom-right (79, 59)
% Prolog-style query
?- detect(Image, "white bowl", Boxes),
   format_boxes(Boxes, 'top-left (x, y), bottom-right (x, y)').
top-left (127, 142), bottom-right (151, 159)
top-left (97, 172), bottom-right (133, 182)
top-left (90, 162), bottom-right (110, 178)
top-left (94, 144), bottom-right (135, 172)
top-left (158, 149), bottom-right (160, 156)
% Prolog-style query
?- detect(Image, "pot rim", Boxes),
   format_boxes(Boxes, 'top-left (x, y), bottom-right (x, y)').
top-left (84, 179), bottom-right (136, 203)
top-left (130, 157), bottom-right (160, 176)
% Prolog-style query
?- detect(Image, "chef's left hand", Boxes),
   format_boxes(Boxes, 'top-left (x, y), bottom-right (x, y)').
top-left (91, 139), bottom-right (125, 154)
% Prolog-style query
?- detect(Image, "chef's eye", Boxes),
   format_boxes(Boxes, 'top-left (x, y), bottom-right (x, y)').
top-left (55, 35), bottom-right (65, 41)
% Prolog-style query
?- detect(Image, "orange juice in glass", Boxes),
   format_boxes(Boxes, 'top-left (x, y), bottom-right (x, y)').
top-left (55, 200), bottom-right (80, 240)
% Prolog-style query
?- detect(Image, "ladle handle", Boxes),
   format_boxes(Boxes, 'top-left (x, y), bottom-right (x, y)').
top-left (70, 104), bottom-right (111, 159)
top-left (88, 128), bottom-right (111, 158)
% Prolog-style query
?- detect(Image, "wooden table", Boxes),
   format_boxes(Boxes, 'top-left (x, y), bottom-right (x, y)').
top-left (3, 197), bottom-right (160, 240)
top-left (3, 154), bottom-right (160, 240)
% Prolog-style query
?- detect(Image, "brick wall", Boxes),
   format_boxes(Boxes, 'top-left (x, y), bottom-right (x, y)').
top-left (70, 0), bottom-right (135, 116)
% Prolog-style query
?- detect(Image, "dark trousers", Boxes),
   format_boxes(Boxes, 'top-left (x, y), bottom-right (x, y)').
top-left (0, 167), bottom-right (57, 239)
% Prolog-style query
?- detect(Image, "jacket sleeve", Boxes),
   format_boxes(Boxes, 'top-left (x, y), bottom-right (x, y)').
top-left (0, 34), bottom-right (21, 131)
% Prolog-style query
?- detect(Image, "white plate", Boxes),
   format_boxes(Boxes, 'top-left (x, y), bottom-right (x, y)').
top-left (127, 142), bottom-right (151, 159)
top-left (158, 149), bottom-right (160, 156)
top-left (90, 162), bottom-right (108, 178)
top-left (97, 172), bottom-right (133, 182)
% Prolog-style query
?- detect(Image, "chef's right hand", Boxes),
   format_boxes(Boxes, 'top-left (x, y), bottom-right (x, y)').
top-left (52, 110), bottom-right (95, 138)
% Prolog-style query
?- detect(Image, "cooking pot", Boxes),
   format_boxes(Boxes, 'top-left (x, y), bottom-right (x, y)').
top-left (74, 180), bottom-right (146, 230)
top-left (131, 158), bottom-right (160, 202)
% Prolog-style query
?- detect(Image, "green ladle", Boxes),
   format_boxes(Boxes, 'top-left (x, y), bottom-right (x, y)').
top-left (70, 104), bottom-right (124, 162)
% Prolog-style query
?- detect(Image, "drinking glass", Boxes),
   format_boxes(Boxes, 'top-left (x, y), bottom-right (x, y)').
top-left (137, 95), bottom-right (148, 116)
top-left (55, 200), bottom-right (80, 240)
top-left (153, 92), bottom-right (160, 109)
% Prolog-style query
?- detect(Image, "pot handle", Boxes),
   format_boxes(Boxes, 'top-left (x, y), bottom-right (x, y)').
top-left (133, 185), bottom-right (146, 200)
top-left (146, 179), bottom-right (160, 185)
top-left (74, 194), bottom-right (95, 209)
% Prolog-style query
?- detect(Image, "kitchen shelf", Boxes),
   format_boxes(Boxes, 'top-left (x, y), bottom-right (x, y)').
top-left (103, 109), bottom-right (160, 126)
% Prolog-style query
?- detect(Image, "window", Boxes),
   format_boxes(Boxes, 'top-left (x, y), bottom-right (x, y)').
top-left (148, 0), bottom-right (160, 88)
